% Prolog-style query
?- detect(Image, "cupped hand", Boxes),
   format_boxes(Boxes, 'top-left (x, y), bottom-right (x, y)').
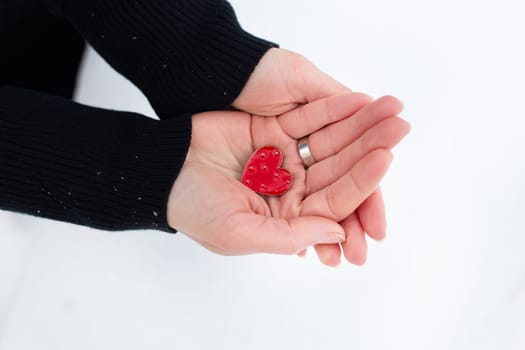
top-left (167, 93), bottom-right (409, 259)
top-left (232, 48), bottom-right (404, 266)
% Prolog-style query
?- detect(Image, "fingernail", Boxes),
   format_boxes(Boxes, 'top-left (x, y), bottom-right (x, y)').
top-left (297, 249), bottom-right (308, 258)
top-left (319, 232), bottom-right (346, 244)
top-left (376, 233), bottom-right (387, 242)
top-left (336, 232), bottom-right (347, 243)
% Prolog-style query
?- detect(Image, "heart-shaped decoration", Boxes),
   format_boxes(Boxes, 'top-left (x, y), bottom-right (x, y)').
top-left (241, 146), bottom-right (292, 196)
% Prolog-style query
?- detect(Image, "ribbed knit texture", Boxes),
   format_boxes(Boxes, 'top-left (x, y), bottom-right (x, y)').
top-left (55, 0), bottom-right (277, 117)
top-left (0, 87), bottom-right (191, 232)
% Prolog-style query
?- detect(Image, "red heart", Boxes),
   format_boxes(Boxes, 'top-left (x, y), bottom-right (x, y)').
top-left (241, 146), bottom-right (292, 196)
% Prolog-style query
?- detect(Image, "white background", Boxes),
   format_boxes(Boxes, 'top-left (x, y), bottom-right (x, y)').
top-left (1, 0), bottom-right (525, 349)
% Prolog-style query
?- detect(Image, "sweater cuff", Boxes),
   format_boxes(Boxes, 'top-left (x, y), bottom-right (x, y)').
top-left (121, 115), bottom-right (192, 233)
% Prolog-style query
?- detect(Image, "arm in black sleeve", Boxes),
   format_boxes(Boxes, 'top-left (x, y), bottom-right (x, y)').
top-left (0, 86), bottom-right (191, 232)
top-left (43, 0), bottom-right (277, 117)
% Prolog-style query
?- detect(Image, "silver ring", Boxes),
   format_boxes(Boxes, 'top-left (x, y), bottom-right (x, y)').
top-left (297, 137), bottom-right (316, 168)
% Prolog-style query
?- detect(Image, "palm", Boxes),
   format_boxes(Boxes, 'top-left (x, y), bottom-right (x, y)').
top-left (168, 93), bottom-right (409, 260)
top-left (233, 48), bottom-right (348, 116)
top-left (168, 112), bottom-right (309, 254)
top-left (190, 112), bottom-right (315, 220)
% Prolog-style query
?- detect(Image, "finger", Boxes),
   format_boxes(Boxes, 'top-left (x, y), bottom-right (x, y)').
top-left (357, 189), bottom-right (387, 241)
top-left (278, 92), bottom-right (372, 139)
top-left (308, 95), bottom-right (404, 162)
top-left (301, 149), bottom-right (393, 222)
top-left (306, 116), bottom-right (410, 194)
top-left (224, 213), bottom-right (346, 255)
top-left (297, 249), bottom-right (308, 257)
top-left (341, 213), bottom-right (368, 265)
top-left (314, 243), bottom-right (342, 267)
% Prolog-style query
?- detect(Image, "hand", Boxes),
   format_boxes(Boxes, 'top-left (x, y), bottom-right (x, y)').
top-left (235, 52), bottom-right (405, 265)
top-left (167, 93), bottom-right (409, 258)
top-left (232, 48), bottom-right (392, 266)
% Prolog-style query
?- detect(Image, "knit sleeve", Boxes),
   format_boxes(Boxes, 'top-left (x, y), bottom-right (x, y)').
top-left (44, 0), bottom-right (277, 117)
top-left (0, 86), bottom-right (191, 232)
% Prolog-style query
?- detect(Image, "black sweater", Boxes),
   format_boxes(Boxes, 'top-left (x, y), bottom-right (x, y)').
top-left (0, 0), bottom-right (276, 232)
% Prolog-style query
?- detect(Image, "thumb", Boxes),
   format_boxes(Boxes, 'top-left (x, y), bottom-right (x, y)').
top-left (232, 213), bottom-right (346, 255)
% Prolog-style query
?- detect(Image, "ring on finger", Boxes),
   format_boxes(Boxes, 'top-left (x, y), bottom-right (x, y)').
top-left (297, 136), bottom-right (316, 168)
